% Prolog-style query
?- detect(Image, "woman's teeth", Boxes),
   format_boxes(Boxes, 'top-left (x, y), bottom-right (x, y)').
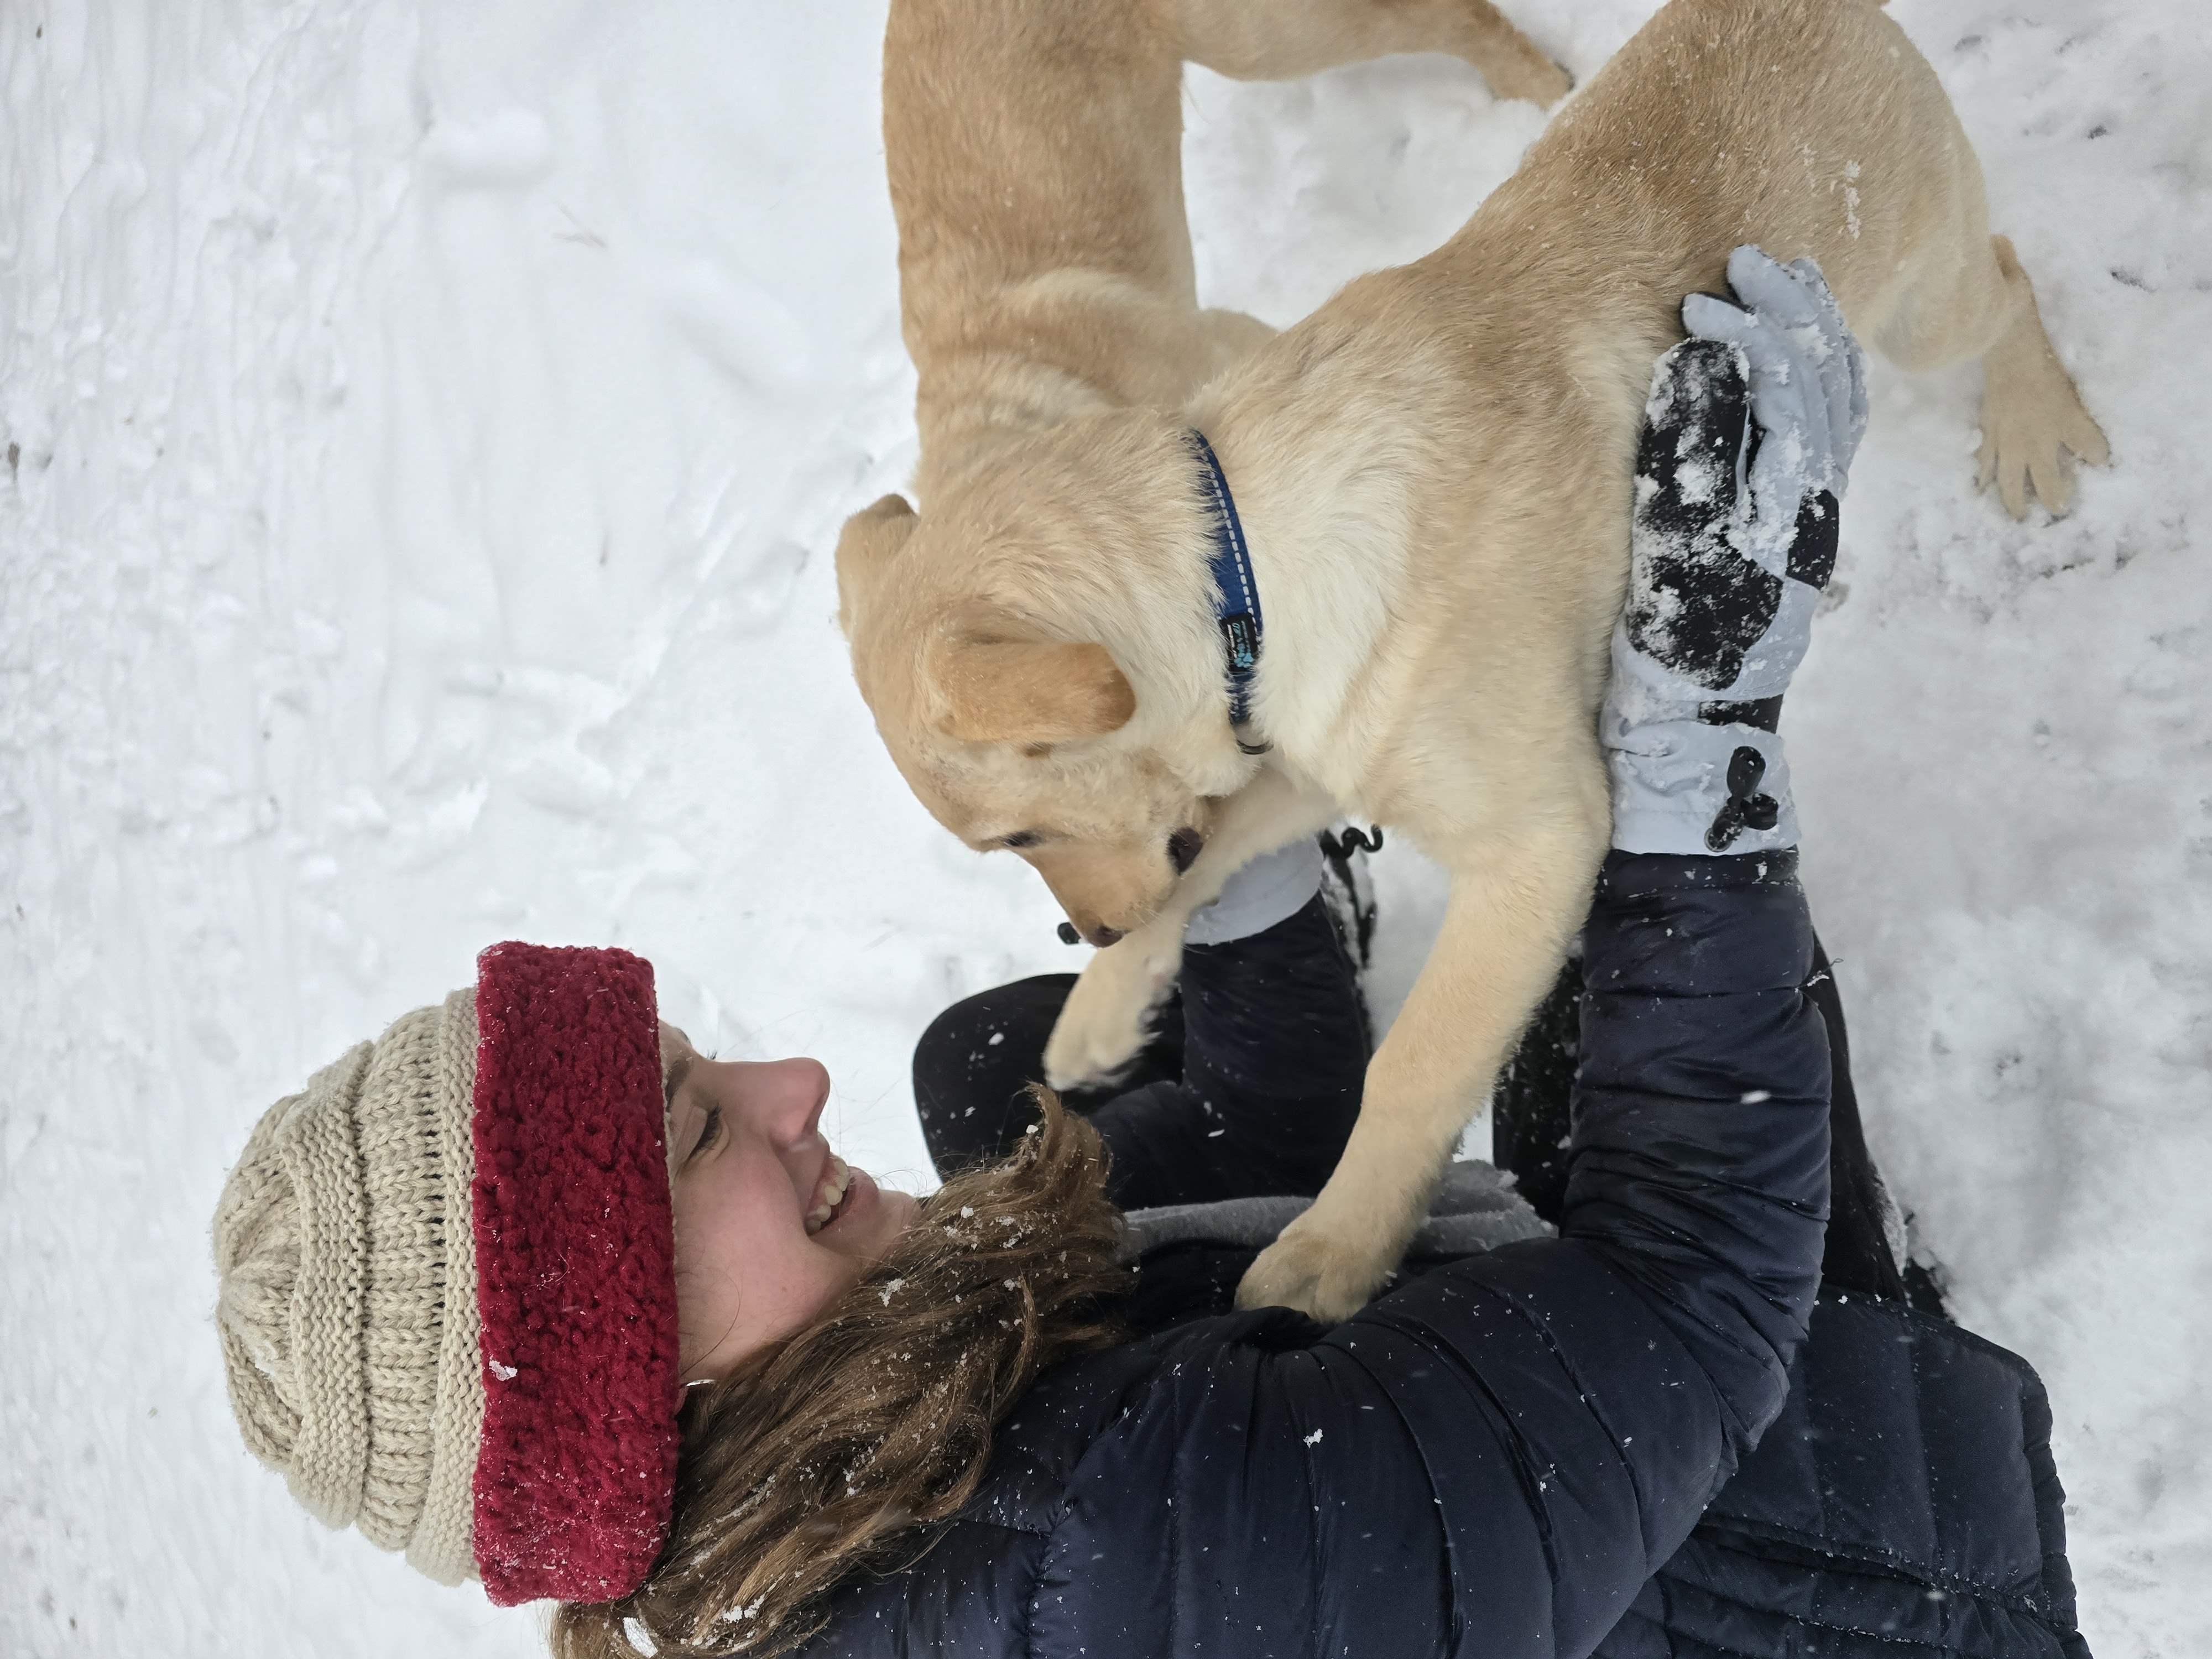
top-left (805, 1156), bottom-right (852, 1235)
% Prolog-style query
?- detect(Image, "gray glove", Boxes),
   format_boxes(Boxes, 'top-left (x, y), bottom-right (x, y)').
top-left (1603, 247), bottom-right (1869, 855)
top-left (1682, 246), bottom-right (1869, 562)
top-left (1183, 835), bottom-right (1323, 946)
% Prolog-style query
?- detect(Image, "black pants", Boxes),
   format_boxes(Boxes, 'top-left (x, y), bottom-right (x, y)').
top-left (912, 899), bottom-right (1940, 1310)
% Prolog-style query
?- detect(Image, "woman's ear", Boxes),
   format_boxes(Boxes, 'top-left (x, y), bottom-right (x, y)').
top-left (926, 629), bottom-right (1136, 745)
top-left (834, 494), bottom-right (919, 638)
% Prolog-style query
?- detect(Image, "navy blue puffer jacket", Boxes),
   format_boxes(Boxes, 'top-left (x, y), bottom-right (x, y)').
top-left (797, 853), bottom-right (2085, 1657)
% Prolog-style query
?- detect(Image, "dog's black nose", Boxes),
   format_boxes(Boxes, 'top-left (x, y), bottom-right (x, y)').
top-left (1167, 827), bottom-right (1204, 873)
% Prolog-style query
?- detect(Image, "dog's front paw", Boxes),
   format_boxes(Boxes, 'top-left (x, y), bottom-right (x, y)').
top-left (1234, 1210), bottom-right (1399, 1326)
top-left (1044, 935), bottom-right (1181, 1091)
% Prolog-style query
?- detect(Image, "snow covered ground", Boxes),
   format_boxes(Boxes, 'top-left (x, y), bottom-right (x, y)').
top-left (4, 1), bottom-right (2206, 1652)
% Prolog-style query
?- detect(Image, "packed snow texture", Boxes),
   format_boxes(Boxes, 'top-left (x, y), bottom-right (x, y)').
top-left (4, 2), bottom-right (2207, 1653)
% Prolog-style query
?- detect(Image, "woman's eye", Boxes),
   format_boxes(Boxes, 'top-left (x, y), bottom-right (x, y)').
top-left (688, 1105), bottom-right (723, 1163)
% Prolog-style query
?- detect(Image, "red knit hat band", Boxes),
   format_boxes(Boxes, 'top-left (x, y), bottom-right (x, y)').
top-left (469, 942), bottom-right (682, 1606)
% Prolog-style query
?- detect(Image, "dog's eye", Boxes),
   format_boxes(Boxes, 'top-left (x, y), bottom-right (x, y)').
top-left (1001, 831), bottom-right (1042, 849)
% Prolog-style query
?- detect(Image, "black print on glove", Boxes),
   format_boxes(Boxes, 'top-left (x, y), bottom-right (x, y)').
top-left (1705, 745), bottom-right (1781, 852)
top-left (1698, 696), bottom-right (1783, 733)
top-left (1788, 491), bottom-right (1840, 591)
top-left (1624, 341), bottom-right (1781, 691)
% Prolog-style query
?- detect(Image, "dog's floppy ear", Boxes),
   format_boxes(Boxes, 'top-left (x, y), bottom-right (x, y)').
top-left (834, 494), bottom-right (919, 637)
top-left (927, 622), bottom-right (1136, 745)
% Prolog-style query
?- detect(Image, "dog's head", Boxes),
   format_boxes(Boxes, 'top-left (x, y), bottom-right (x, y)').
top-left (835, 446), bottom-right (1244, 945)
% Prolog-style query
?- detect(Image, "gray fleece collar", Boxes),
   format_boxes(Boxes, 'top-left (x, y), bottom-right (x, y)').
top-left (1114, 1160), bottom-right (1551, 1265)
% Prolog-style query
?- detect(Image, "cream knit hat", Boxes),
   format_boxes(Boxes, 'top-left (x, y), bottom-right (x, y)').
top-left (212, 943), bottom-right (682, 1605)
top-left (214, 988), bottom-right (486, 1583)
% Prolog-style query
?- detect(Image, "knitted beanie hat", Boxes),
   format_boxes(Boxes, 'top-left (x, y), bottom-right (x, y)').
top-left (212, 942), bottom-right (682, 1606)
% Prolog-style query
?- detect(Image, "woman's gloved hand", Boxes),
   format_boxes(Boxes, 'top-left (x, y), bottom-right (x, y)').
top-left (1603, 246), bottom-right (1869, 855)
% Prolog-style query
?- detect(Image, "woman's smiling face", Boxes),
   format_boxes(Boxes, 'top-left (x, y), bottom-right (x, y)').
top-left (660, 1024), bottom-right (920, 1383)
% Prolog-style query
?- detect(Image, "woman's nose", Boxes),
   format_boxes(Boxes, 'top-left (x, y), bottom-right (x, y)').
top-left (721, 1056), bottom-right (831, 1144)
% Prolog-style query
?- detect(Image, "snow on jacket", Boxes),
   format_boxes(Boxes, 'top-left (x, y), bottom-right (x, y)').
top-left (796, 851), bottom-right (1853, 1657)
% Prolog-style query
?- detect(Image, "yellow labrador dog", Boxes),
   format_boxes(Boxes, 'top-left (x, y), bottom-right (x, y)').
top-left (839, 0), bottom-right (2106, 1321)
top-left (885, 0), bottom-right (1569, 509)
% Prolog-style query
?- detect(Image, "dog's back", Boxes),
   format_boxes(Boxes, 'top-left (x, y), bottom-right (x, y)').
top-left (1192, 0), bottom-right (2091, 807)
top-left (1453, 0), bottom-right (1979, 359)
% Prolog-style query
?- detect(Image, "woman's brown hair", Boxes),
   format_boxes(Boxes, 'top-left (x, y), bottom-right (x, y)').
top-left (551, 1093), bottom-right (1129, 1658)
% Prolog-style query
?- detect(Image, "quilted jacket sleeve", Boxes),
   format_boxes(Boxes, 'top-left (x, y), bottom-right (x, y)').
top-left (1032, 850), bottom-right (1831, 1659)
top-left (1089, 894), bottom-right (1369, 1207)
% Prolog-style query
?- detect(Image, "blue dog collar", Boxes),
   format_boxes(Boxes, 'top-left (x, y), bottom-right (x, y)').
top-left (1190, 430), bottom-right (1268, 755)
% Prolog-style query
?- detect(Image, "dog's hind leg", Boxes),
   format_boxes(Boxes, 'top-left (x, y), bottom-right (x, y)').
top-left (1175, 0), bottom-right (1570, 106)
top-left (1968, 237), bottom-right (2110, 518)
top-left (1872, 225), bottom-right (2108, 519)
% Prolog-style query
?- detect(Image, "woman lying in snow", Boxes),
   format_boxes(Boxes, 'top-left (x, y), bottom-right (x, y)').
top-left (212, 254), bottom-right (2090, 1659)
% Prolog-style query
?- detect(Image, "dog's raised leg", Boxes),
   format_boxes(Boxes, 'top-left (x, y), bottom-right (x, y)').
top-left (1198, 306), bottom-right (1279, 371)
top-left (1176, 0), bottom-right (1570, 107)
top-left (1237, 804), bottom-right (1605, 1321)
top-left (1044, 766), bottom-right (1341, 1092)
